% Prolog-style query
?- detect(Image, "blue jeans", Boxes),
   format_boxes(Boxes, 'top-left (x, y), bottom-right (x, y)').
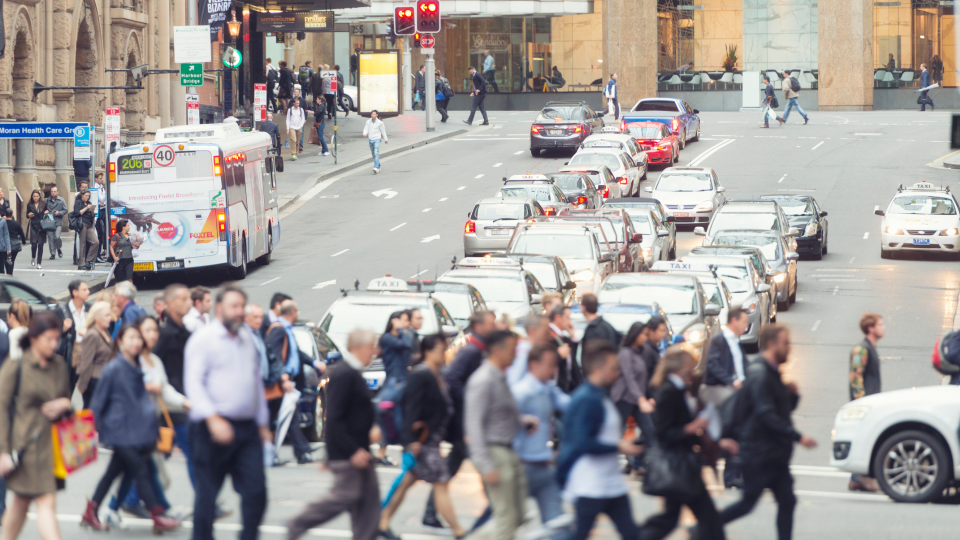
top-left (369, 139), bottom-right (381, 169)
top-left (316, 120), bottom-right (329, 153)
top-left (524, 463), bottom-right (572, 540)
top-left (781, 97), bottom-right (807, 122)
top-left (174, 422), bottom-right (196, 488)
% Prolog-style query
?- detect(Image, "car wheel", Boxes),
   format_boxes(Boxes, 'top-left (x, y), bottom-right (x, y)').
top-left (789, 277), bottom-right (797, 304)
top-left (692, 124), bottom-right (700, 142)
top-left (679, 131), bottom-right (686, 150)
top-left (777, 297), bottom-right (789, 312)
top-left (811, 242), bottom-right (823, 260)
top-left (257, 229), bottom-right (273, 265)
top-left (231, 237), bottom-right (248, 279)
top-left (673, 147), bottom-right (679, 163)
top-left (880, 248), bottom-right (892, 259)
top-left (530, 148), bottom-right (540, 157)
top-left (345, 95), bottom-right (355, 111)
top-left (873, 430), bottom-right (951, 503)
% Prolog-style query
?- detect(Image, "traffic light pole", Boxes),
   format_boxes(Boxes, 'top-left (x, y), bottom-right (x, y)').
top-left (424, 48), bottom-right (435, 132)
top-left (402, 38), bottom-right (412, 112)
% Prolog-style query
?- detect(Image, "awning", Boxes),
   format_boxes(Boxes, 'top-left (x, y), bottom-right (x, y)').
top-left (245, 0), bottom-right (371, 12)
top-left (333, 0), bottom-right (593, 22)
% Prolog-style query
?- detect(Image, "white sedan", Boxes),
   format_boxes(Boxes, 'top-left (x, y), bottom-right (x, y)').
top-left (831, 385), bottom-right (960, 503)
top-left (875, 181), bottom-right (960, 259)
top-left (566, 148), bottom-right (644, 197)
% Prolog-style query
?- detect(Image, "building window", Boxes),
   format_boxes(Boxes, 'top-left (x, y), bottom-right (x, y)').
top-left (874, 0), bottom-right (951, 87)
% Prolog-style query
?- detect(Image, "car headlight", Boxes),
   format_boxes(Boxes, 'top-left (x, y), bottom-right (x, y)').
top-left (804, 223), bottom-right (818, 237)
top-left (742, 301), bottom-right (757, 314)
top-left (642, 247), bottom-right (652, 258)
top-left (884, 226), bottom-right (904, 235)
top-left (839, 406), bottom-right (870, 422)
top-left (683, 328), bottom-right (707, 344)
top-left (695, 200), bottom-right (715, 212)
top-left (940, 228), bottom-right (959, 236)
top-left (773, 272), bottom-right (786, 283)
top-left (572, 269), bottom-right (594, 282)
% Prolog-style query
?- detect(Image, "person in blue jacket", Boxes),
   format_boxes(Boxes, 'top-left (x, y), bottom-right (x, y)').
top-left (375, 311), bottom-right (413, 465)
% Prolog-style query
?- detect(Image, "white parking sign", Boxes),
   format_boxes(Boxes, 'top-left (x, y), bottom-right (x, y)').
top-left (73, 124), bottom-right (91, 160)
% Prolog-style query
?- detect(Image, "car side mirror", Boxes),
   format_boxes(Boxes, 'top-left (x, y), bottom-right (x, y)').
top-left (644, 186), bottom-right (653, 193)
top-left (631, 233), bottom-right (643, 243)
top-left (820, 211), bottom-right (828, 217)
top-left (693, 109), bottom-right (700, 114)
top-left (563, 162), bottom-right (570, 166)
top-left (786, 252), bottom-right (800, 261)
top-left (757, 284), bottom-right (772, 293)
top-left (874, 209), bottom-right (884, 217)
top-left (530, 293), bottom-right (543, 305)
top-left (467, 212), bottom-right (471, 218)
top-left (717, 186), bottom-right (726, 193)
top-left (693, 227), bottom-right (706, 236)
top-left (441, 324), bottom-right (461, 338)
top-left (786, 227), bottom-right (800, 238)
top-left (704, 303), bottom-right (721, 317)
top-left (562, 280), bottom-right (576, 290)
top-left (657, 228), bottom-right (669, 237)
top-left (665, 215), bottom-right (676, 223)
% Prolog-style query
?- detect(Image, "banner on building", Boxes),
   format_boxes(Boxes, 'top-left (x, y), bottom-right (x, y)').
top-left (254, 11), bottom-right (335, 33)
top-left (174, 26), bottom-right (213, 64)
top-left (199, 0), bottom-right (233, 41)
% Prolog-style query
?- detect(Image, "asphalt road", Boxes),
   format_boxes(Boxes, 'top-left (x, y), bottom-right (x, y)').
top-left (11, 109), bottom-right (960, 539)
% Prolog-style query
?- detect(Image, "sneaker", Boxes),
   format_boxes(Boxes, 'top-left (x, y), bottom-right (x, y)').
top-left (375, 455), bottom-right (397, 466)
top-left (322, 152), bottom-right (331, 156)
top-left (297, 453), bottom-right (317, 465)
top-left (101, 508), bottom-right (125, 529)
top-left (30, 259), bottom-right (35, 266)
top-left (479, 122), bottom-right (490, 126)
top-left (291, 155), bottom-right (298, 161)
top-left (760, 125), bottom-right (769, 128)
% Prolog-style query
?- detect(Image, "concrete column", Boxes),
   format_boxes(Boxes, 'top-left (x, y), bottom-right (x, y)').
top-left (13, 140), bottom-right (37, 221)
top-left (53, 140), bottom-right (74, 209)
top-left (602, 0), bottom-right (658, 107)
top-left (818, 0), bottom-right (873, 110)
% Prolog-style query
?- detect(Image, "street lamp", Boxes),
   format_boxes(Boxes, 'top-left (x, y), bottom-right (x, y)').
top-left (226, 11), bottom-right (241, 43)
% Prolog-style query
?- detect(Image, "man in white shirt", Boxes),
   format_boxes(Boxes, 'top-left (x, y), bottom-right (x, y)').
top-left (362, 110), bottom-right (388, 174)
top-left (183, 286), bottom-right (212, 333)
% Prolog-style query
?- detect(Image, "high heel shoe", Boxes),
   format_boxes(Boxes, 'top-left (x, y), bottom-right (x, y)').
top-left (81, 500), bottom-right (109, 531)
top-left (150, 506), bottom-right (180, 533)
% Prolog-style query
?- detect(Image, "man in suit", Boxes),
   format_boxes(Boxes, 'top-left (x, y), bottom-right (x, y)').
top-left (580, 293), bottom-right (622, 347)
top-left (920, 63), bottom-right (934, 111)
top-left (264, 299), bottom-right (315, 464)
top-left (259, 113), bottom-right (282, 153)
top-left (548, 304), bottom-right (582, 393)
top-left (463, 66), bottom-right (490, 126)
top-left (287, 329), bottom-right (380, 540)
top-left (701, 306), bottom-right (749, 487)
top-left (414, 66), bottom-right (426, 111)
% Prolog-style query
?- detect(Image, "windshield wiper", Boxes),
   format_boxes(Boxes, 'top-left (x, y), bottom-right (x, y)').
top-left (492, 218), bottom-right (518, 222)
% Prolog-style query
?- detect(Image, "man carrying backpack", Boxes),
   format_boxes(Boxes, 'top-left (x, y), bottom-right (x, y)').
top-left (777, 70), bottom-right (809, 125)
top-left (848, 313), bottom-right (884, 492)
top-left (299, 61), bottom-right (315, 104)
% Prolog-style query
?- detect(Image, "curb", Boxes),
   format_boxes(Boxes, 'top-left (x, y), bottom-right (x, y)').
top-left (945, 158), bottom-right (960, 170)
top-left (279, 128), bottom-right (469, 212)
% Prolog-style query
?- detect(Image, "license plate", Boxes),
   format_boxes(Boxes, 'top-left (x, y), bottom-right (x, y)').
top-left (490, 229), bottom-right (510, 236)
top-left (160, 261), bottom-right (183, 269)
top-left (133, 262), bottom-right (154, 272)
top-left (365, 378), bottom-right (380, 390)
top-left (913, 238), bottom-right (931, 245)
top-left (550, 130), bottom-right (562, 135)
top-left (674, 212), bottom-right (689, 217)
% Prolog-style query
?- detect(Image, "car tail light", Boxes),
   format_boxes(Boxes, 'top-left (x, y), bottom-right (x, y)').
top-left (464, 220), bottom-right (476, 233)
top-left (531, 125), bottom-right (541, 134)
top-left (672, 118), bottom-right (680, 131)
top-left (218, 210), bottom-right (226, 233)
top-left (214, 156), bottom-right (222, 176)
top-left (620, 120), bottom-right (626, 132)
top-left (543, 207), bottom-right (556, 216)
top-left (577, 196), bottom-right (587, 205)
top-left (569, 124), bottom-right (583, 133)
top-left (619, 176), bottom-right (629, 185)
top-left (601, 185), bottom-right (610, 198)
top-left (656, 145), bottom-right (667, 150)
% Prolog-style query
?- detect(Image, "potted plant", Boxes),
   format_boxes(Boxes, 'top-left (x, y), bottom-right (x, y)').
top-left (722, 45), bottom-right (738, 72)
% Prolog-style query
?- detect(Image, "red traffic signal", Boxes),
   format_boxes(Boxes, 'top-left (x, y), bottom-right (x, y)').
top-left (394, 6), bottom-right (415, 35)
top-left (412, 32), bottom-right (422, 48)
top-left (416, 0), bottom-right (440, 33)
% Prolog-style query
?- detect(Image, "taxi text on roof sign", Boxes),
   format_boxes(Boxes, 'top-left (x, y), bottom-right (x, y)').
top-left (508, 174), bottom-right (550, 180)
top-left (458, 257), bottom-right (520, 267)
top-left (911, 182), bottom-right (939, 190)
top-left (651, 260), bottom-right (716, 273)
top-left (367, 276), bottom-right (410, 292)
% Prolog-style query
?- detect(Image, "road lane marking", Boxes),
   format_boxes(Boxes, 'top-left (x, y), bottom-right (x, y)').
top-left (849, 256), bottom-right (856, 264)
top-left (778, 174), bottom-right (787, 183)
top-left (259, 277), bottom-right (281, 286)
top-left (812, 141), bottom-right (824, 150)
top-left (439, 197), bottom-right (448, 202)
top-left (422, 208), bottom-right (432, 212)
top-left (874, 205), bottom-right (879, 211)
top-left (811, 320), bottom-right (821, 332)
top-left (312, 280), bottom-right (337, 290)
top-left (475, 174), bottom-right (484, 179)
top-left (372, 188), bottom-right (398, 199)
top-left (688, 138), bottom-right (735, 167)
top-left (331, 249), bottom-right (349, 257)
top-left (814, 268), bottom-right (857, 271)
top-left (855, 133), bottom-right (882, 136)
top-left (458, 186), bottom-right (466, 190)
top-left (863, 232), bottom-right (870, 239)
top-left (492, 163), bottom-right (502, 167)
top-left (817, 278), bottom-right (863, 282)
top-left (833, 286), bottom-right (840, 296)
top-left (390, 223), bottom-right (406, 231)
top-left (794, 490), bottom-right (889, 502)
top-left (514, 151), bottom-right (524, 155)
top-left (410, 269), bottom-right (428, 278)
top-left (421, 235), bottom-right (440, 243)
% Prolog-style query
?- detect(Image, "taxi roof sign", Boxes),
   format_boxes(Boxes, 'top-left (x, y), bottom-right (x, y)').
top-left (367, 276), bottom-right (410, 292)
top-left (651, 260), bottom-right (717, 274)
top-left (506, 174), bottom-right (551, 181)
top-left (910, 181), bottom-right (940, 190)
top-left (457, 257), bottom-right (521, 267)
top-left (600, 126), bottom-right (623, 133)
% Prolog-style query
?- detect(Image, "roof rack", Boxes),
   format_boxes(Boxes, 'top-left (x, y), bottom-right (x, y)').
top-left (545, 100), bottom-right (587, 106)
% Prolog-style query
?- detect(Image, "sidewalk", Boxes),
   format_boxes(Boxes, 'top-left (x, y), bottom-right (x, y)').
top-left (14, 113), bottom-right (468, 301)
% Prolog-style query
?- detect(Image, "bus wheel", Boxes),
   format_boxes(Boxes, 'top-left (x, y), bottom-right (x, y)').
top-left (258, 229), bottom-right (273, 266)
top-left (232, 238), bottom-right (248, 279)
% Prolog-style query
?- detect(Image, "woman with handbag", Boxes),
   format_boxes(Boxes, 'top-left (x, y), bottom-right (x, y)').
top-left (103, 316), bottom-right (189, 527)
top-left (434, 70), bottom-right (451, 123)
top-left (0, 311), bottom-right (73, 540)
top-left (108, 219), bottom-right (139, 284)
top-left (26, 189), bottom-right (48, 269)
top-left (4, 209), bottom-right (25, 274)
top-left (82, 322), bottom-right (180, 533)
top-left (378, 334), bottom-right (464, 539)
top-left (76, 302), bottom-right (114, 409)
top-left (0, 188), bottom-right (11, 218)
top-left (638, 347), bottom-right (727, 540)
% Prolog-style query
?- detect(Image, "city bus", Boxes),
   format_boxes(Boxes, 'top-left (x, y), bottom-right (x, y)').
top-left (106, 122), bottom-right (280, 279)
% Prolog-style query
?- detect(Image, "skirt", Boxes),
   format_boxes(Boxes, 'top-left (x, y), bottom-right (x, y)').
top-left (410, 433), bottom-right (450, 484)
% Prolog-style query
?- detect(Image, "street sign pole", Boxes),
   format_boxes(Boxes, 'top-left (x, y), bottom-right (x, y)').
top-left (424, 47), bottom-right (435, 132)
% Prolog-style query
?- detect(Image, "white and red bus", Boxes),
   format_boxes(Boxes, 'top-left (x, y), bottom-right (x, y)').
top-left (106, 123), bottom-right (280, 279)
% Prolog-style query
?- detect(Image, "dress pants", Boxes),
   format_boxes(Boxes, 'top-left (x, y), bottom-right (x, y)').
top-left (719, 459), bottom-right (796, 540)
top-left (574, 495), bottom-right (638, 540)
top-left (191, 420), bottom-right (266, 540)
top-left (80, 223), bottom-right (99, 264)
top-left (467, 94), bottom-right (488, 124)
top-left (485, 446), bottom-right (527, 540)
top-left (436, 98), bottom-right (450, 122)
top-left (640, 489), bottom-right (724, 540)
top-left (286, 460), bottom-right (380, 540)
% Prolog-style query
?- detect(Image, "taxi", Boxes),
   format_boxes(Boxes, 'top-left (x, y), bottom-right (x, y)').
top-left (875, 181), bottom-right (960, 259)
top-left (580, 133), bottom-right (649, 178)
top-left (439, 257), bottom-right (547, 321)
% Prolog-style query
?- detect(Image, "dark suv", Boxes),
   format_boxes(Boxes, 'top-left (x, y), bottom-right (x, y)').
top-left (530, 101), bottom-right (604, 156)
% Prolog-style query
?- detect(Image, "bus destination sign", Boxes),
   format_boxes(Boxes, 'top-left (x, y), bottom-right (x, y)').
top-left (118, 154), bottom-right (153, 175)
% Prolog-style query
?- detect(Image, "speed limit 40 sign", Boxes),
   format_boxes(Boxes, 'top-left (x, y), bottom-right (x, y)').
top-left (153, 145), bottom-right (176, 167)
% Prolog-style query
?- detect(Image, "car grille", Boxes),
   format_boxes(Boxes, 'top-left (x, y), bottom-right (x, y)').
top-left (666, 204), bottom-right (698, 210)
top-left (906, 230), bottom-right (936, 236)
top-left (899, 243), bottom-right (942, 249)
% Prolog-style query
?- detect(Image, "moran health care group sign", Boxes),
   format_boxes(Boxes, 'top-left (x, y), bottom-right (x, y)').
top-left (0, 122), bottom-right (88, 138)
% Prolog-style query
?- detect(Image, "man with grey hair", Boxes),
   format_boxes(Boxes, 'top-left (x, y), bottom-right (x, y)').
top-left (258, 112), bottom-right (282, 152)
top-left (287, 328), bottom-right (380, 540)
top-left (112, 280), bottom-right (146, 340)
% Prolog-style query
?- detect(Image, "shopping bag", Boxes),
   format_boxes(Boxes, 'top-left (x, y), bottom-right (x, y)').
top-left (156, 398), bottom-right (174, 454)
top-left (52, 410), bottom-right (98, 479)
top-left (766, 107), bottom-right (777, 121)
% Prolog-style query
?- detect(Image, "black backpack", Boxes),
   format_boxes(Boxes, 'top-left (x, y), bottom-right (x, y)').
top-left (67, 210), bottom-right (82, 231)
top-left (789, 77), bottom-right (801, 92)
top-left (298, 66), bottom-right (311, 86)
top-left (441, 78), bottom-right (455, 98)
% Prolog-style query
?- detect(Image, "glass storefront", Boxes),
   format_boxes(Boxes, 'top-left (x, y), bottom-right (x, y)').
top-left (874, 0), bottom-right (953, 87)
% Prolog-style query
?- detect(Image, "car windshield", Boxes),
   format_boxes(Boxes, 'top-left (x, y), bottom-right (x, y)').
top-left (713, 235), bottom-right (780, 262)
top-left (633, 100), bottom-right (682, 112)
top-left (578, 222), bottom-right (621, 243)
top-left (522, 262), bottom-right (558, 289)
top-left (629, 214), bottom-right (654, 234)
top-left (598, 283), bottom-right (698, 314)
top-left (625, 126), bottom-right (664, 139)
top-left (440, 276), bottom-right (526, 303)
top-left (656, 175), bottom-right (712, 192)
top-left (714, 267), bottom-right (751, 293)
top-left (536, 107), bottom-right (581, 122)
top-left (430, 292), bottom-right (471, 321)
top-left (701, 283), bottom-right (726, 307)
top-left (711, 212), bottom-right (778, 232)
top-left (577, 170), bottom-right (608, 186)
top-left (888, 195), bottom-right (957, 215)
top-left (323, 303), bottom-right (438, 334)
top-left (570, 153), bottom-right (620, 170)
top-left (501, 186), bottom-right (557, 202)
top-left (512, 234), bottom-right (594, 260)
top-left (548, 174), bottom-right (584, 191)
top-left (768, 198), bottom-right (814, 215)
top-left (476, 203), bottom-right (525, 220)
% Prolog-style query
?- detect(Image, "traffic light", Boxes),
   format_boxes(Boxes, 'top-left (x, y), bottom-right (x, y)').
top-left (386, 21), bottom-right (396, 45)
top-left (412, 32), bottom-right (422, 48)
top-left (416, 0), bottom-right (440, 33)
top-left (394, 6), bottom-right (415, 35)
